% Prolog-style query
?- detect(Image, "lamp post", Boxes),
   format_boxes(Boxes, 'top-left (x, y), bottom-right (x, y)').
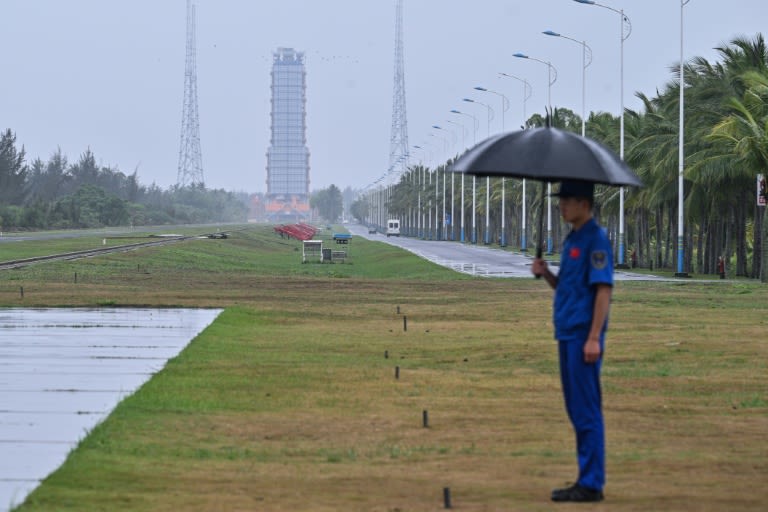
top-left (430, 130), bottom-right (449, 240)
top-left (463, 97), bottom-right (495, 245)
top-left (462, 98), bottom-right (494, 138)
top-left (412, 145), bottom-right (428, 239)
top-left (445, 119), bottom-right (467, 242)
top-left (474, 86), bottom-right (511, 246)
top-left (499, 72), bottom-right (533, 251)
top-left (677, 0), bottom-right (692, 276)
top-left (433, 125), bottom-right (456, 240)
top-left (450, 110), bottom-right (478, 145)
top-left (445, 119), bottom-right (466, 149)
top-left (424, 137), bottom-right (441, 240)
top-left (514, 52), bottom-right (557, 254)
top-left (473, 86), bottom-right (509, 133)
top-left (405, 148), bottom-right (419, 237)
top-left (451, 109), bottom-right (479, 243)
top-left (542, 30), bottom-right (592, 137)
top-left (573, 0), bottom-right (632, 267)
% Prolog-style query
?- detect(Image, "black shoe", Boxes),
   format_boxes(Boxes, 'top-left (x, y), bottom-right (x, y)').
top-left (551, 483), bottom-right (604, 502)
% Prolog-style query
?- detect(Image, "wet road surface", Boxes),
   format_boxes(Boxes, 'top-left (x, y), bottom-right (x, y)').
top-left (0, 308), bottom-right (222, 511)
top-left (347, 224), bottom-right (672, 281)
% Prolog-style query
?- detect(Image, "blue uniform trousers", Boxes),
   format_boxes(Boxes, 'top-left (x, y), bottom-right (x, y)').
top-left (558, 339), bottom-right (605, 491)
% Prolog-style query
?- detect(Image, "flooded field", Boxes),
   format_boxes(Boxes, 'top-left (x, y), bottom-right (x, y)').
top-left (0, 308), bottom-right (222, 511)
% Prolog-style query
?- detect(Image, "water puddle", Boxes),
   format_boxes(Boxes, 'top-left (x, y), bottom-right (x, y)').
top-left (0, 307), bottom-right (222, 511)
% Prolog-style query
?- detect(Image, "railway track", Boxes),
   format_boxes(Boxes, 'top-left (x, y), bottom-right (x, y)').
top-left (0, 230), bottom-right (236, 271)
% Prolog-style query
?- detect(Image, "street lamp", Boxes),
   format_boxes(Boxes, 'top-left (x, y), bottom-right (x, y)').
top-left (473, 86), bottom-right (509, 132)
top-left (423, 137), bottom-right (442, 240)
top-left (462, 98), bottom-right (494, 138)
top-left (514, 52), bottom-right (558, 254)
top-left (474, 86), bottom-right (511, 246)
top-left (677, 0), bottom-right (692, 276)
top-left (434, 125), bottom-right (457, 240)
top-left (445, 119), bottom-right (465, 241)
top-left (407, 146), bottom-right (425, 237)
top-left (451, 109), bottom-right (479, 243)
top-left (542, 30), bottom-right (592, 137)
top-left (498, 73), bottom-right (532, 127)
top-left (412, 145), bottom-right (428, 238)
top-left (573, 0), bottom-right (632, 267)
top-left (463, 97), bottom-right (495, 244)
top-left (499, 72), bottom-right (533, 251)
top-left (431, 129), bottom-right (449, 240)
top-left (450, 109), bottom-right (478, 144)
top-left (445, 119), bottom-right (466, 149)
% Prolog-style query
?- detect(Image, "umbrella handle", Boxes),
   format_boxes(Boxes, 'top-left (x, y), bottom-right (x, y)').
top-left (534, 246), bottom-right (543, 279)
top-left (535, 181), bottom-right (546, 279)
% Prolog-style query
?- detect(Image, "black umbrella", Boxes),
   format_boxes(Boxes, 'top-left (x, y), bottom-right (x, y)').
top-left (450, 126), bottom-right (642, 186)
top-left (450, 126), bottom-right (643, 262)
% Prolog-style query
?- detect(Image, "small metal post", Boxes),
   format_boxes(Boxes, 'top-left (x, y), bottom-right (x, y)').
top-left (423, 410), bottom-right (429, 428)
top-left (443, 487), bottom-right (452, 509)
top-left (20, 286), bottom-right (24, 299)
top-left (395, 366), bottom-right (400, 379)
top-left (385, 350), bottom-right (389, 359)
top-left (403, 316), bottom-right (407, 332)
top-left (74, 272), bottom-right (77, 283)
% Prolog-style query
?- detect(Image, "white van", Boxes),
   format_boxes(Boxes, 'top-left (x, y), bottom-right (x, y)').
top-left (386, 219), bottom-right (400, 237)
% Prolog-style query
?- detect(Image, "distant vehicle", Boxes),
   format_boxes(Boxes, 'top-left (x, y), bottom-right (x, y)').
top-left (368, 226), bottom-right (377, 234)
top-left (386, 219), bottom-right (400, 237)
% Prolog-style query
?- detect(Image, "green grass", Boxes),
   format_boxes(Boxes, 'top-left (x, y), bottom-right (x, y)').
top-left (4, 224), bottom-right (767, 512)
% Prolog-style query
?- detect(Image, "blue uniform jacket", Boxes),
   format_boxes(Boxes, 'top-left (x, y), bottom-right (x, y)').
top-left (553, 218), bottom-right (614, 342)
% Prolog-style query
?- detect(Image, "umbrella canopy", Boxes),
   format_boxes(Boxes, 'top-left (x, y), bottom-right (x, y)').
top-left (450, 126), bottom-right (643, 188)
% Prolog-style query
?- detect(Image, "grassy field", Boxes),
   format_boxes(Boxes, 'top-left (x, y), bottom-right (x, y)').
top-left (3, 225), bottom-right (767, 511)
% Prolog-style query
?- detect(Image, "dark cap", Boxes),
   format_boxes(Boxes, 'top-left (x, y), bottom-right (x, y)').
top-left (551, 180), bottom-right (594, 201)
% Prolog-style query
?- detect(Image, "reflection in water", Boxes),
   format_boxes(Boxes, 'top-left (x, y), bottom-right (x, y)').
top-left (0, 308), bottom-right (222, 511)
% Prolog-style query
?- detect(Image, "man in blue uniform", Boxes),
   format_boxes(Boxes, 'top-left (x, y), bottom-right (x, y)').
top-left (531, 180), bottom-right (613, 503)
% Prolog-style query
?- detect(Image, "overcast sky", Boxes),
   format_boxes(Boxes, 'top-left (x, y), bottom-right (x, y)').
top-left (2, 1), bottom-right (766, 194)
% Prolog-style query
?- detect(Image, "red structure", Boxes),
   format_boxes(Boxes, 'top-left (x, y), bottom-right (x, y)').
top-left (273, 223), bottom-right (318, 241)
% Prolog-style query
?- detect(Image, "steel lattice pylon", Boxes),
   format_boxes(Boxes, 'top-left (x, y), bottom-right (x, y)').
top-left (388, 0), bottom-right (408, 178)
top-left (177, 0), bottom-right (204, 187)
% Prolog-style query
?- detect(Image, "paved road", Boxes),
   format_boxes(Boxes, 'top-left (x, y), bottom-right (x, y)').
top-left (0, 308), bottom-right (222, 511)
top-left (348, 224), bottom-right (673, 281)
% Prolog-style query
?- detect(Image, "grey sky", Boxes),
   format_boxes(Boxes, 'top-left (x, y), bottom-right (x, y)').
top-left (1, 1), bottom-right (766, 193)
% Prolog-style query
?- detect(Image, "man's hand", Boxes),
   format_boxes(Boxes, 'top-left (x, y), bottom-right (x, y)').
top-left (584, 337), bottom-right (602, 364)
top-left (532, 258), bottom-right (558, 289)
top-left (531, 258), bottom-right (547, 277)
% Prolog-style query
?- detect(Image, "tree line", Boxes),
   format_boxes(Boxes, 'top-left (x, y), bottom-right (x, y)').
top-left (355, 34), bottom-right (768, 282)
top-left (310, 184), bottom-right (343, 223)
top-left (0, 130), bottom-right (248, 230)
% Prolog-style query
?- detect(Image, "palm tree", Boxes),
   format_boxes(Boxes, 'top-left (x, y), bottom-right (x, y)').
top-left (709, 70), bottom-right (768, 281)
